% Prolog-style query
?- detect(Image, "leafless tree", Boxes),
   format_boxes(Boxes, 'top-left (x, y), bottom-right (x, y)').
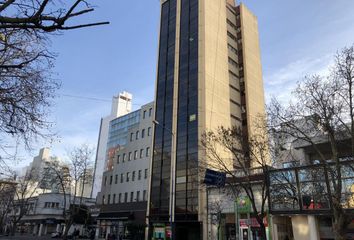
top-left (43, 144), bottom-right (93, 239)
top-left (0, 178), bottom-right (16, 234)
top-left (42, 159), bottom-right (71, 237)
top-left (8, 169), bottom-right (41, 235)
top-left (0, 0), bottom-right (108, 155)
top-left (0, 0), bottom-right (108, 32)
top-left (201, 117), bottom-right (271, 239)
top-left (267, 45), bottom-right (354, 240)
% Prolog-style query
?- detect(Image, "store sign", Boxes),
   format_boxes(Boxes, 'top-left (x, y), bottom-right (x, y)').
top-left (239, 217), bottom-right (268, 228)
top-left (165, 227), bottom-right (171, 238)
top-left (204, 169), bottom-right (226, 187)
top-left (235, 197), bottom-right (251, 214)
top-left (153, 227), bottom-right (165, 239)
top-left (239, 218), bottom-right (260, 227)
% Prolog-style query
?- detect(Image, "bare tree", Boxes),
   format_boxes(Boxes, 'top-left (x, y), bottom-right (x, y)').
top-left (43, 144), bottom-right (93, 239)
top-left (8, 169), bottom-right (41, 235)
top-left (42, 159), bottom-right (71, 238)
top-left (0, 178), bottom-right (16, 234)
top-left (0, 0), bottom-right (109, 32)
top-left (267, 45), bottom-right (354, 240)
top-left (201, 117), bottom-right (271, 239)
top-left (0, 0), bottom-right (108, 155)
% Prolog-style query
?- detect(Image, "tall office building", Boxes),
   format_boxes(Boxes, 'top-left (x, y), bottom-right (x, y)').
top-left (147, 0), bottom-right (265, 239)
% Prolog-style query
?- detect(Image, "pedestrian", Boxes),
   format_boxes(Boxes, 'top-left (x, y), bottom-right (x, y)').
top-left (112, 233), bottom-right (116, 240)
top-left (73, 228), bottom-right (79, 240)
top-left (90, 229), bottom-right (95, 240)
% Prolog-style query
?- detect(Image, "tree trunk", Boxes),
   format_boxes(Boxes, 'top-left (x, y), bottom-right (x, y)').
top-left (256, 218), bottom-right (267, 240)
top-left (333, 205), bottom-right (348, 240)
top-left (62, 218), bottom-right (74, 240)
top-left (10, 222), bottom-right (16, 236)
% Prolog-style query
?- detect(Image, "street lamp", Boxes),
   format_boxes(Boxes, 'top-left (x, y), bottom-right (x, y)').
top-left (152, 120), bottom-right (175, 240)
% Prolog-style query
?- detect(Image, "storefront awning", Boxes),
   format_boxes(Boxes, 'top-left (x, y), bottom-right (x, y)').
top-left (96, 212), bottom-right (133, 220)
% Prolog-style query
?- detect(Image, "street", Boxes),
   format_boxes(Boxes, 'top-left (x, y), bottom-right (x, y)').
top-left (0, 235), bottom-right (52, 240)
top-left (0, 235), bottom-right (94, 240)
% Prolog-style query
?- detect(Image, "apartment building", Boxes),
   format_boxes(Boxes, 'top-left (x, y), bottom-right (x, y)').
top-left (8, 192), bottom-right (95, 237)
top-left (148, 0), bottom-right (266, 239)
top-left (96, 102), bottom-right (154, 239)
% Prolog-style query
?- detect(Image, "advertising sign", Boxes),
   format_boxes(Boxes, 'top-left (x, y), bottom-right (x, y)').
top-left (236, 197), bottom-right (251, 214)
top-left (153, 224), bottom-right (166, 240)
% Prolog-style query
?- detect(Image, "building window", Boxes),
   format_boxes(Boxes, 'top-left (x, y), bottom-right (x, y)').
top-left (124, 193), bottom-right (128, 203)
top-left (117, 155), bottom-right (120, 164)
top-left (228, 57), bottom-right (238, 67)
top-left (128, 152), bottom-right (132, 161)
top-left (132, 171), bottom-right (135, 181)
top-left (148, 127), bottom-right (151, 136)
top-left (143, 110), bottom-right (146, 119)
top-left (120, 173), bottom-right (124, 183)
top-left (141, 129), bottom-right (145, 138)
top-left (113, 194), bottom-right (116, 204)
top-left (115, 174), bottom-right (118, 184)
top-left (149, 108), bottom-right (152, 117)
top-left (104, 176), bottom-right (107, 186)
top-left (143, 190), bottom-right (147, 201)
top-left (102, 195), bottom-right (105, 205)
top-left (110, 176), bottom-right (113, 185)
top-left (227, 31), bottom-right (237, 42)
top-left (146, 147), bottom-right (150, 157)
top-left (144, 169), bottom-right (148, 179)
top-left (130, 192), bottom-right (134, 202)
top-left (137, 191), bottom-right (140, 202)
top-left (136, 131), bottom-right (139, 140)
top-left (130, 132), bottom-right (134, 141)
top-left (228, 43), bottom-right (238, 54)
top-left (108, 194), bottom-right (111, 204)
top-left (119, 193), bottom-right (122, 203)
top-left (126, 172), bottom-right (130, 182)
top-left (134, 150), bottom-right (138, 160)
top-left (140, 149), bottom-right (144, 158)
top-left (138, 170), bottom-right (142, 180)
top-left (122, 153), bottom-right (126, 162)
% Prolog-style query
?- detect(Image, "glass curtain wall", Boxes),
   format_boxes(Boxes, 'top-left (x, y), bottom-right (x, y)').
top-left (175, 0), bottom-right (199, 220)
top-left (150, 0), bottom-right (177, 220)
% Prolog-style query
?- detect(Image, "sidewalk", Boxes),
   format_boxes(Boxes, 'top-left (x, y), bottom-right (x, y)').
top-left (0, 235), bottom-right (52, 240)
top-left (0, 234), bottom-right (92, 240)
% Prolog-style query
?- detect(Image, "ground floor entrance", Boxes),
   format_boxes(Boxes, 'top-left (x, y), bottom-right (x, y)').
top-left (272, 215), bottom-right (354, 240)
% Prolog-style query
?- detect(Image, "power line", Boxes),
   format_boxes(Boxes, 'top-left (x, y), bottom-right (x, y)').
top-left (60, 93), bottom-right (146, 106)
top-left (61, 94), bottom-right (111, 102)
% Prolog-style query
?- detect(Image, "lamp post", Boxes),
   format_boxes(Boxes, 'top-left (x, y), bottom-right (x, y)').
top-left (152, 120), bottom-right (175, 240)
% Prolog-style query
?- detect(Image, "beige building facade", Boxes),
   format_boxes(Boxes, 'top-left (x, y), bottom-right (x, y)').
top-left (148, 0), bottom-right (266, 239)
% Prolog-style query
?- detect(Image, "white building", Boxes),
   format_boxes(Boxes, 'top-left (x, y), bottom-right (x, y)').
top-left (25, 148), bottom-right (60, 179)
top-left (9, 192), bottom-right (95, 237)
top-left (91, 92), bottom-right (133, 199)
top-left (95, 101), bottom-right (154, 239)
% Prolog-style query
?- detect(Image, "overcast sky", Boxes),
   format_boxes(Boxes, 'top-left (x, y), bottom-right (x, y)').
top-left (11, 0), bottom-right (354, 168)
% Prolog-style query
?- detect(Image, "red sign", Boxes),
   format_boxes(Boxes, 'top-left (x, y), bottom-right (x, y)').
top-left (239, 217), bottom-right (268, 228)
